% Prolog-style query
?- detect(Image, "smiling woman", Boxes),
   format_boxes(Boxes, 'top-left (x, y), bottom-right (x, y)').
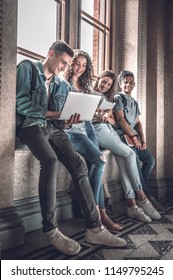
top-left (17, 0), bottom-right (57, 63)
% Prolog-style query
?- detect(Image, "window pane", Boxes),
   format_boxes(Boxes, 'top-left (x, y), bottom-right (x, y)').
top-left (17, 0), bottom-right (56, 56)
top-left (81, 20), bottom-right (93, 59)
top-left (82, 0), bottom-right (94, 16)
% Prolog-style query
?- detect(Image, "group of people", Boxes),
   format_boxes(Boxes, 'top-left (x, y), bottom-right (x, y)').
top-left (16, 40), bottom-right (165, 256)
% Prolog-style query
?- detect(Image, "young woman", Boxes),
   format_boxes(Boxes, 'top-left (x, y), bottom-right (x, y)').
top-left (92, 70), bottom-right (161, 222)
top-left (61, 50), bottom-right (122, 231)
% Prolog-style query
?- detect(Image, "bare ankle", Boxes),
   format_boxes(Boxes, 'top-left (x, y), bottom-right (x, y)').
top-left (127, 198), bottom-right (136, 208)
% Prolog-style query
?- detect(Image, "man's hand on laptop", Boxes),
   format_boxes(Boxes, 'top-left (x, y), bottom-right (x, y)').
top-left (64, 113), bottom-right (81, 126)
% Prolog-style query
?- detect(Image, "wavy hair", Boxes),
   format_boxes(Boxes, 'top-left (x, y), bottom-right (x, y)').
top-left (93, 70), bottom-right (116, 101)
top-left (64, 49), bottom-right (94, 93)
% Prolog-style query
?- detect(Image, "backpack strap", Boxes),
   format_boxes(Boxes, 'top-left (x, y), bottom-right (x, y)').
top-left (113, 93), bottom-right (128, 124)
top-left (115, 93), bottom-right (127, 108)
top-left (17, 59), bottom-right (38, 92)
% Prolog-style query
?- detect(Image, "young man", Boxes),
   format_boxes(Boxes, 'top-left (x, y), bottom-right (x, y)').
top-left (113, 70), bottom-right (165, 214)
top-left (16, 41), bottom-right (126, 256)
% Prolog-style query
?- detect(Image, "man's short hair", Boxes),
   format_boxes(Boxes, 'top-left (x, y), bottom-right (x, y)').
top-left (118, 70), bottom-right (134, 85)
top-left (49, 41), bottom-right (74, 57)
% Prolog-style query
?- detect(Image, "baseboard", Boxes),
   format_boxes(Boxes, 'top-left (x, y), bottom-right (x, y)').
top-left (0, 206), bottom-right (24, 251)
top-left (166, 179), bottom-right (173, 199)
top-left (148, 178), bottom-right (167, 199)
top-left (107, 179), bottom-right (124, 202)
top-left (14, 189), bottom-right (81, 233)
top-left (0, 190), bottom-right (80, 251)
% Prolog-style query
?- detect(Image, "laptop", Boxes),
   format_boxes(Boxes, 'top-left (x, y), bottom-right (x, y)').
top-left (59, 91), bottom-right (101, 121)
top-left (99, 99), bottom-right (116, 111)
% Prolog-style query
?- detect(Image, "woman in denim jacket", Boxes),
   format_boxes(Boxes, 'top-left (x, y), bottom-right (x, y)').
top-left (62, 50), bottom-right (122, 232)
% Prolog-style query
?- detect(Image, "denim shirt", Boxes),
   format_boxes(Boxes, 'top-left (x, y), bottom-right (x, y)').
top-left (16, 60), bottom-right (70, 128)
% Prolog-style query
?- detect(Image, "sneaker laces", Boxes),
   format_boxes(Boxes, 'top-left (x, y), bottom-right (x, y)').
top-left (136, 206), bottom-right (145, 215)
top-left (50, 229), bottom-right (73, 248)
top-left (100, 225), bottom-right (115, 238)
top-left (145, 200), bottom-right (157, 212)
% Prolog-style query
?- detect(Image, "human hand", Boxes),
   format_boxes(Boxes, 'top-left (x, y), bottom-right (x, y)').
top-left (132, 136), bottom-right (142, 149)
top-left (140, 141), bottom-right (147, 150)
top-left (65, 113), bottom-right (80, 125)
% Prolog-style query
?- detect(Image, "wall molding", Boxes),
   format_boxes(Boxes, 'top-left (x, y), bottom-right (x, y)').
top-left (0, 206), bottom-right (24, 251)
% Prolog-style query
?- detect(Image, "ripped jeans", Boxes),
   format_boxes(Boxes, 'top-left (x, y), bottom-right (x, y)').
top-left (67, 130), bottom-right (106, 208)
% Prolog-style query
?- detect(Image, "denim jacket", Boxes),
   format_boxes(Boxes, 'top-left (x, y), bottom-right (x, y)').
top-left (16, 60), bottom-right (70, 128)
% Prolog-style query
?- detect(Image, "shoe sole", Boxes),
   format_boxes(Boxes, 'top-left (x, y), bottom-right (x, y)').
top-left (84, 238), bottom-right (127, 248)
top-left (127, 214), bottom-right (152, 223)
top-left (140, 211), bottom-right (161, 220)
top-left (53, 244), bottom-right (81, 256)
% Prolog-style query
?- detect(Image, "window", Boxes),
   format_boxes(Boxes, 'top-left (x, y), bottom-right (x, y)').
top-left (17, 0), bottom-right (111, 76)
top-left (17, 0), bottom-right (57, 62)
top-left (81, 0), bottom-right (111, 76)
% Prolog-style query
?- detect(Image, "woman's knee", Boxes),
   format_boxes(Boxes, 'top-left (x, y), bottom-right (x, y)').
top-left (100, 153), bottom-right (107, 163)
top-left (125, 148), bottom-right (136, 160)
top-left (95, 153), bottom-right (106, 169)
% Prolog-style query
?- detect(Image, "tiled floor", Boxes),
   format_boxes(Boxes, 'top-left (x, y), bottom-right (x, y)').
top-left (2, 199), bottom-right (173, 260)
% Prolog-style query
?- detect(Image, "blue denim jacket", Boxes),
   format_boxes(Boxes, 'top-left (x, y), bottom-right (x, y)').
top-left (16, 60), bottom-right (70, 128)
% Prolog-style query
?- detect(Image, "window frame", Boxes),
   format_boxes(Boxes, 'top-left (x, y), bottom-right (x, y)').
top-left (81, 0), bottom-right (111, 76)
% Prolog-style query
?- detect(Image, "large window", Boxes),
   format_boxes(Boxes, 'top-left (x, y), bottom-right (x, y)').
top-left (17, 0), bottom-right (57, 62)
top-left (17, 0), bottom-right (111, 76)
top-left (81, 0), bottom-right (111, 76)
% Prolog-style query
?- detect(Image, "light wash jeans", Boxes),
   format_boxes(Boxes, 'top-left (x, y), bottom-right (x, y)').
top-left (66, 121), bottom-right (106, 208)
top-left (93, 122), bottom-right (143, 199)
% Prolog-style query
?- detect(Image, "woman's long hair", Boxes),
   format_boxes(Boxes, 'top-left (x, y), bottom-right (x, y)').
top-left (64, 49), bottom-right (94, 94)
top-left (93, 70), bottom-right (116, 101)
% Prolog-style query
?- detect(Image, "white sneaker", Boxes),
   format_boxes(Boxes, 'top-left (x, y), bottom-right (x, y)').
top-left (45, 228), bottom-right (81, 255)
top-left (137, 199), bottom-right (161, 220)
top-left (127, 205), bottom-right (152, 222)
top-left (85, 225), bottom-right (127, 247)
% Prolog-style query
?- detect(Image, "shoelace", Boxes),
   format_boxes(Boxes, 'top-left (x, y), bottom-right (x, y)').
top-left (137, 207), bottom-right (145, 214)
top-left (101, 225), bottom-right (115, 238)
top-left (50, 230), bottom-right (74, 247)
top-left (145, 200), bottom-right (156, 212)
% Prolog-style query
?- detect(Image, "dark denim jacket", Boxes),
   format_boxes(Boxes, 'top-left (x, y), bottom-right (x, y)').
top-left (16, 60), bottom-right (70, 128)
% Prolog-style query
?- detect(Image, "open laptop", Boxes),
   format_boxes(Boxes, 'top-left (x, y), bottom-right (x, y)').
top-left (59, 91), bottom-right (101, 121)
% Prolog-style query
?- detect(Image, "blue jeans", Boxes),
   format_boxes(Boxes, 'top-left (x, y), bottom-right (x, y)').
top-left (67, 123), bottom-right (106, 208)
top-left (131, 147), bottom-right (155, 197)
top-left (93, 123), bottom-right (143, 199)
top-left (18, 122), bottom-right (101, 232)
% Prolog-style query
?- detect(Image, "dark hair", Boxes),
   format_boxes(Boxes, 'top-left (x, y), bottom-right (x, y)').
top-left (49, 40), bottom-right (74, 57)
top-left (93, 70), bottom-right (116, 101)
top-left (64, 49), bottom-right (94, 93)
top-left (118, 70), bottom-right (134, 86)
